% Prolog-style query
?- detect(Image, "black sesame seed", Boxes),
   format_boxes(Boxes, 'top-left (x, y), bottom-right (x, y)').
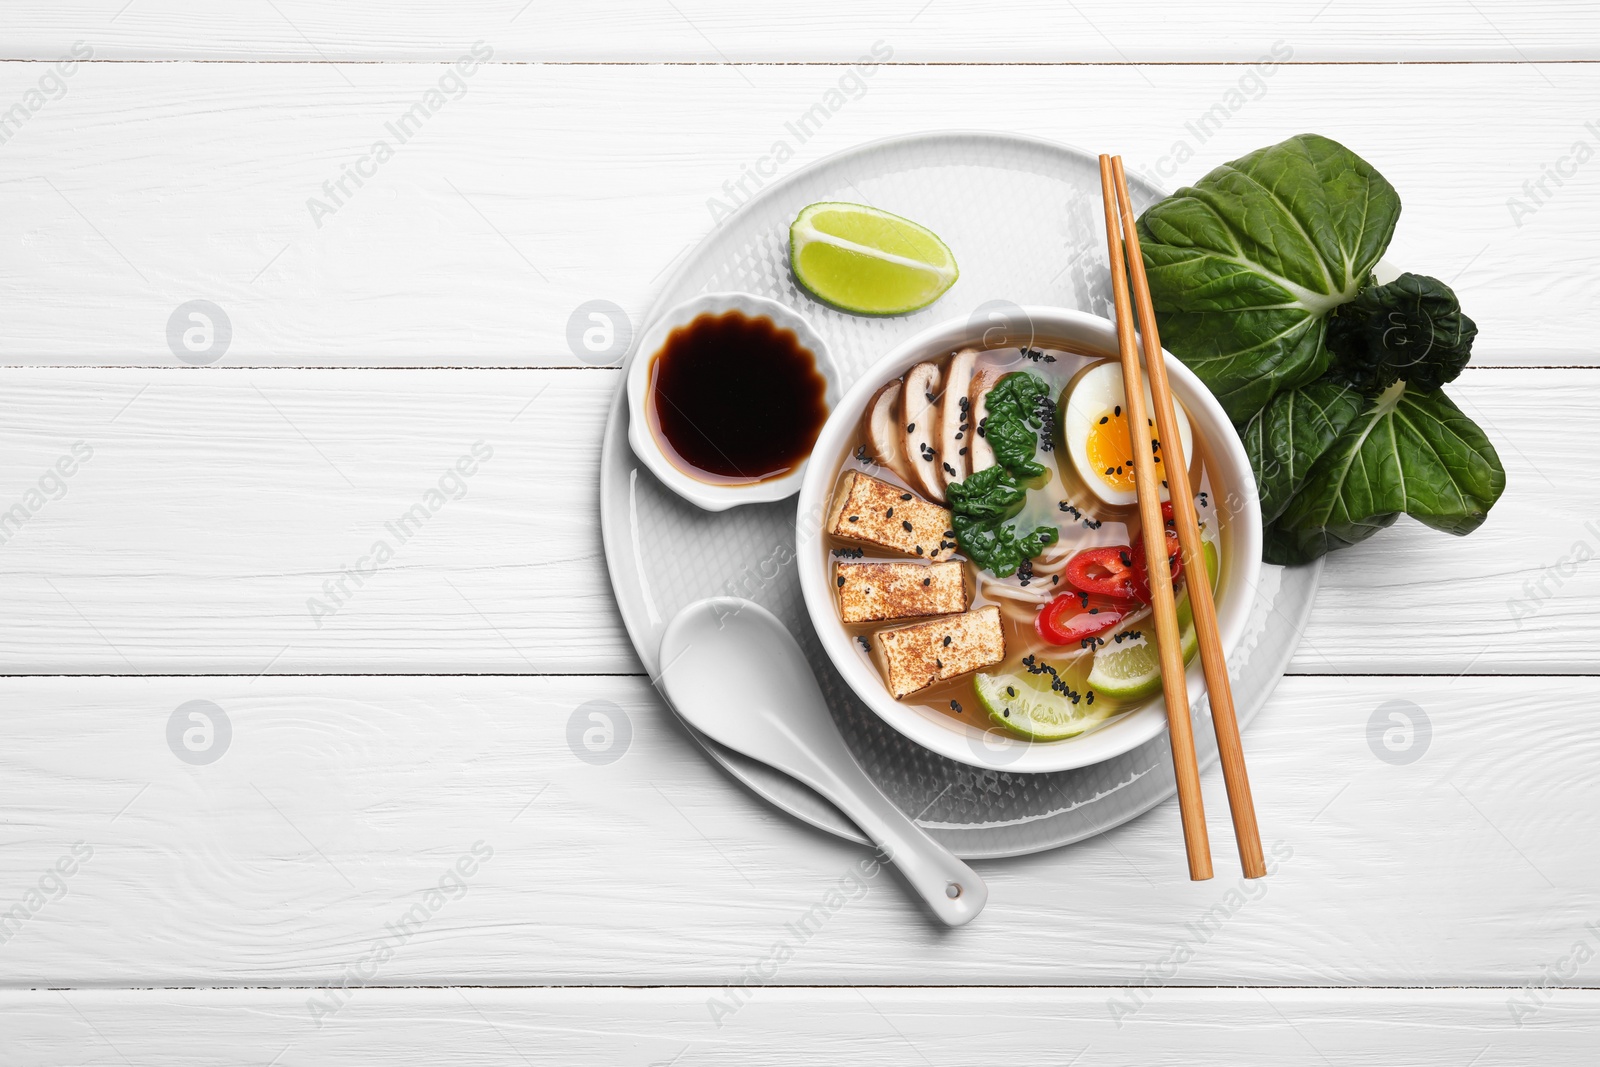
top-left (1099, 416), bottom-right (1108, 425)
top-left (886, 507), bottom-right (894, 518)
top-left (950, 699), bottom-right (962, 713)
top-left (915, 545), bottom-right (924, 555)
top-left (943, 635), bottom-right (952, 647)
top-left (923, 577), bottom-right (931, 586)
top-left (935, 658), bottom-right (943, 669)
top-left (837, 576), bottom-right (845, 587)
top-left (901, 493), bottom-right (912, 501)
top-left (1114, 405), bottom-right (1121, 416)
top-left (1006, 686), bottom-right (1016, 697)
top-left (848, 515), bottom-right (859, 522)
top-left (1002, 708), bottom-right (1011, 717)
top-left (902, 520), bottom-right (914, 532)
top-left (1086, 691), bottom-right (1095, 705)
top-left (907, 422), bottom-right (915, 432)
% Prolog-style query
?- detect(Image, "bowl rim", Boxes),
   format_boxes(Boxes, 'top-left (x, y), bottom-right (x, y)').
top-left (626, 291), bottom-right (840, 512)
top-left (795, 304), bottom-right (1264, 774)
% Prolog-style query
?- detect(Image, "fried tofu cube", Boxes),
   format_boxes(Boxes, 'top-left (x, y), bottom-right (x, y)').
top-left (874, 605), bottom-right (1006, 699)
top-left (836, 560), bottom-right (967, 624)
top-left (827, 471), bottom-right (955, 560)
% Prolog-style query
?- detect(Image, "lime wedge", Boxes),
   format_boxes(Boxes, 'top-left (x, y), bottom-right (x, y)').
top-left (1086, 587), bottom-right (1199, 701)
top-left (789, 202), bottom-right (958, 315)
top-left (974, 666), bottom-right (1111, 741)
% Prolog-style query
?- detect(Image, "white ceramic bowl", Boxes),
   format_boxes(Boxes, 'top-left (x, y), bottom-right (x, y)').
top-left (796, 306), bottom-right (1264, 774)
top-left (627, 292), bottom-right (839, 512)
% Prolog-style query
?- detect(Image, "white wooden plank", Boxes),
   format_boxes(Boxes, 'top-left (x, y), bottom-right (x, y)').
top-left (0, 673), bottom-right (1594, 986)
top-left (0, 367), bottom-right (1587, 675)
top-left (2, 987), bottom-right (1597, 1065)
top-left (5, 1), bottom-right (1597, 61)
top-left (0, 63), bottom-right (1591, 367)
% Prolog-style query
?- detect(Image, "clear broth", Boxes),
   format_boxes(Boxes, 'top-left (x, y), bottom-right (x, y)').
top-left (824, 345), bottom-right (1230, 736)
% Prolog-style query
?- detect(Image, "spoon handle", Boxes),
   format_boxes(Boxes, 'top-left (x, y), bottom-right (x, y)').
top-left (807, 757), bottom-right (988, 927)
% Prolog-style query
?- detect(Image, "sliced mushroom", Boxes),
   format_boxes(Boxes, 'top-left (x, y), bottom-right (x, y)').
top-left (901, 361), bottom-right (945, 502)
top-left (863, 379), bottom-right (915, 486)
top-left (938, 348), bottom-right (977, 489)
top-left (967, 365), bottom-right (1000, 473)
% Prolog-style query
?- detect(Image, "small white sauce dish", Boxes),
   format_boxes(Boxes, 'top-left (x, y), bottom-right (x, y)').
top-left (627, 292), bottom-right (840, 512)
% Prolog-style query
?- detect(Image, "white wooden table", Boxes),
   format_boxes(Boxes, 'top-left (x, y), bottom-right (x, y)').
top-left (2, 3), bottom-right (1597, 1061)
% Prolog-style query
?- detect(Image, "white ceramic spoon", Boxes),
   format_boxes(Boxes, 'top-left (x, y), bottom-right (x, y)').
top-left (657, 597), bottom-right (988, 927)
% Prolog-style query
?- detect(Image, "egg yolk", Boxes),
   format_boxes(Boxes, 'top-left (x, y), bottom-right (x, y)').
top-left (1085, 407), bottom-right (1162, 491)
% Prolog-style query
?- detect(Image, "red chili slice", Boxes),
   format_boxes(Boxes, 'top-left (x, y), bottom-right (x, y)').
top-left (1067, 503), bottom-right (1186, 605)
top-left (1036, 590), bottom-right (1142, 646)
top-left (1130, 526), bottom-right (1183, 604)
top-left (1064, 545), bottom-right (1139, 600)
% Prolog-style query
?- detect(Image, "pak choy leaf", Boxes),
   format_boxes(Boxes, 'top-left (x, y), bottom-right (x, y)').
top-left (1243, 377), bottom-right (1370, 524)
top-left (1264, 384), bottom-right (1506, 565)
top-left (1325, 272), bottom-right (1478, 395)
top-left (1135, 133), bottom-right (1401, 422)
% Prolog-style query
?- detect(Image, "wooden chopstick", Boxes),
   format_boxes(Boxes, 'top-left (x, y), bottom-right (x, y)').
top-left (1111, 156), bottom-right (1267, 880)
top-left (1097, 154), bottom-right (1214, 883)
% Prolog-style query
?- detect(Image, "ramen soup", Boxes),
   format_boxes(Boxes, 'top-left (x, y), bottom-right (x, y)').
top-left (822, 344), bottom-right (1228, 742)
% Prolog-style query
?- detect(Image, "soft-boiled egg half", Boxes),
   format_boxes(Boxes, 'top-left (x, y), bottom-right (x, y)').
top-left (1062, 360), bottom-right (1193, 507)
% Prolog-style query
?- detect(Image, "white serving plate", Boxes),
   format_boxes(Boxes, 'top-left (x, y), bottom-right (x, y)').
top-left (598, 130), bottom-right (1320, 859)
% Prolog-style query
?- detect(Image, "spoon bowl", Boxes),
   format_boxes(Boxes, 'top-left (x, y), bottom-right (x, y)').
top-left (657, 597), bottom-right (988, 926)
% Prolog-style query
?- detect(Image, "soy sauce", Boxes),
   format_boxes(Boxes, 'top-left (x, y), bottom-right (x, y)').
top-left (647, 311), bottom-right (829, 484)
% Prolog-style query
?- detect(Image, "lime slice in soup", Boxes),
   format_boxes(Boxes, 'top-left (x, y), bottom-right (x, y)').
top-left (1088, 536), bottom-right (1219, 700)
top-left (974, 668), bottom-right (1111, 741)
top-left (1086, 586), bottom-right (1199, 702)
top-left (789, 202), bottom-right (958, 315)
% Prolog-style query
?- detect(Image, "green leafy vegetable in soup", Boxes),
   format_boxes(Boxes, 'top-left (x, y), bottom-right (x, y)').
top-left (1135, 132), bottom-right (1505, 564)
top-left (945, 464), bottom-right (1026, 524)
top-left (979, 372), bottom-right (1053, 483)
top-left (950, 514), bottom-right (1058, 579)
top-left (946, 371), bottom-right (1057, 577)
